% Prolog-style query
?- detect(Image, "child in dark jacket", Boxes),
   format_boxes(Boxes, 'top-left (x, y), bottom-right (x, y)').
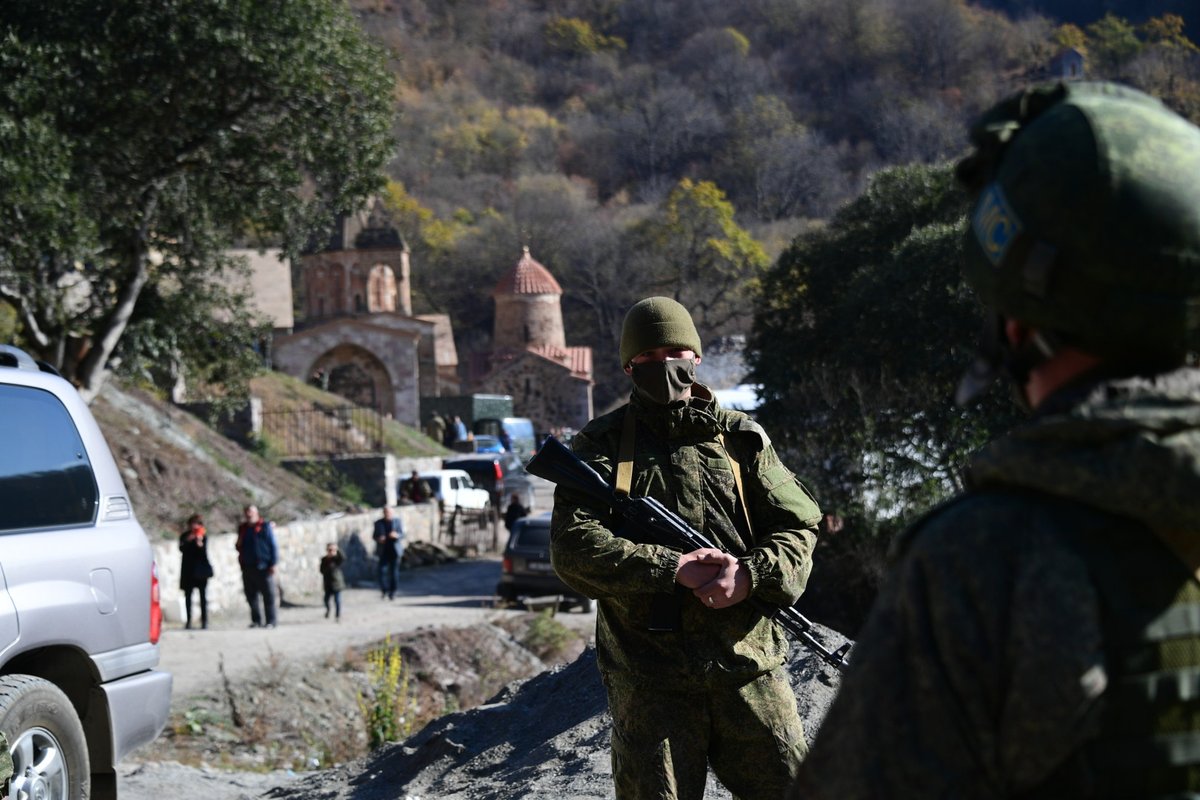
top-left (319, 542), bottom-right (346, 621)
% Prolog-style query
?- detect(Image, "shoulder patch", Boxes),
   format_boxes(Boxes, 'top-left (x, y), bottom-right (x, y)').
top-left (971, 182), bottom-right (1023, 267)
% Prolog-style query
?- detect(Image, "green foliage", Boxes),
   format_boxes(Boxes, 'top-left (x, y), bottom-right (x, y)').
top-left (0, 300), bottom-right (17, 342)
top-left (1142, 14), bottom-right (1198, 51)
top-left (543, 17), bottom-right (626, 57)
top-left (0, 0), bottom-right (394, 399)
top-left (175, 707), bottom-right (219, 737)
top-left (1087, 12), bottom-right (1143, 73)
top-left (115, 252), bottom-right (268, 406)
top-left (518, 610), bottom-right (575, 660)
top-left (292, 461), bottom-right (365, 506)
top-left (625, 179), bottom-right (768, 335)
top-left (356, 637), bottom-right (415, 749)
top-left (750, 163), bottom-right (1021, 540)
top-left (1053, 23), bottom-right (1088, 52)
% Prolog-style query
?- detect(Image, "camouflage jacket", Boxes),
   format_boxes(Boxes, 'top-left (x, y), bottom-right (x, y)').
top-left (791, 368), bottom-right (1200, 799)
top-left (550, 384), bottom-right (821, 690)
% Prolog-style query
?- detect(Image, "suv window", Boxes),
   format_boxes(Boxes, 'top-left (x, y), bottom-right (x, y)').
top-left (0, 385), bottom-right (98, 532)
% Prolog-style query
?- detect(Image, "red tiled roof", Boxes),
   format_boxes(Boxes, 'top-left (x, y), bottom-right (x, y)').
top-left (492, 247), bottom-right (562, 296)
top-left (526, 344), bottom-right (593, 379)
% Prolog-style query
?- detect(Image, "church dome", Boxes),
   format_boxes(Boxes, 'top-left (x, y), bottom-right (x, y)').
top-left (492, 247), bottom-right (562, 296)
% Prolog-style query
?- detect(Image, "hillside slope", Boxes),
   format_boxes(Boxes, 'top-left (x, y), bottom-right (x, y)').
top-left (91, 371), bottom-right (451, 540)
top-left (92, 382), bottom-right (347, 540)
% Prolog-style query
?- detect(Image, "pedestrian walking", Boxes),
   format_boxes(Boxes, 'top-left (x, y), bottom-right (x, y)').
top-left (319, 542), bottom-right (346, 621)
top-left (236, 504), bottom-right (278, 628)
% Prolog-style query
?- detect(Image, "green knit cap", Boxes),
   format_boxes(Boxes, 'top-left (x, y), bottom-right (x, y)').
top-left (619, 297), bottom-right (702, 366)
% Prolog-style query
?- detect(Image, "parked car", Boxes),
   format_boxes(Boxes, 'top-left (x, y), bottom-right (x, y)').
top-left (0, 344), bottom-right (172, 799)
top-left (442, 453), bottom-right (535, 513)
top-left (496, 512), bottom-right (594, 612)
top-left (448, 434), bottom-right (506, 454)
top-left (416, 468), bottom-right (492, 514)
top-left (473, 416), bottom-right (537, 460)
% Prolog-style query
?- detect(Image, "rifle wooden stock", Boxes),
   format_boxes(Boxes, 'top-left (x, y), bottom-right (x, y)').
top-left (527, 436), bottom-right (850, 672)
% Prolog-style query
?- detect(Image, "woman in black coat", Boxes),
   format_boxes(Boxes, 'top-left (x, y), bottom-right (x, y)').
top-left (179, 513), bottom-right (214, 629)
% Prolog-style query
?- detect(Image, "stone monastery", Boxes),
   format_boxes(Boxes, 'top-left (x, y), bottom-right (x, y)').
top-left (239, 198), bottom-right (593, 436)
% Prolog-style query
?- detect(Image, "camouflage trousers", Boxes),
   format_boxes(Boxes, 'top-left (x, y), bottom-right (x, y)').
top-left (605, 668), bottom-right (806, 800)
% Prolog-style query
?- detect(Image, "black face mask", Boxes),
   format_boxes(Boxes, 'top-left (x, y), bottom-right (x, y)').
top-left (631, 358), bottom-right (696, 406)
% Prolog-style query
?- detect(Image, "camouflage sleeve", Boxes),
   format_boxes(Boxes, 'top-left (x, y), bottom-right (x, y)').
top-left (789, 496), bottom-right (1104, 799)
top-left (549, 427), bottom-right (680, 600)
top-left (739, 428), bottom-right (821, 607)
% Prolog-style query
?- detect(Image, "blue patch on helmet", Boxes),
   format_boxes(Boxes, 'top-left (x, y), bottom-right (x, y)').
top-left (972, 183), bottom-right (1022, 267)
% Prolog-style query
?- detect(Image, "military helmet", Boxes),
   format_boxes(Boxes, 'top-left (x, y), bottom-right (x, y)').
top-left (957, 81), bottom-right (1200, 372)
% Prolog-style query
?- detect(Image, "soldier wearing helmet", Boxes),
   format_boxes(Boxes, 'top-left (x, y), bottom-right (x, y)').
top-left (551, 296), bottom-right (822, 799)
top-left (790, 81), bottom-right (1200, 798)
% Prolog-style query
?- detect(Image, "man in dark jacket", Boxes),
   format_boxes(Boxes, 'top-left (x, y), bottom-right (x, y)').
top-left (503, 493), bottom-right (529, 533)
top-left (552, 296), bottom-right (821, 800)
top-left (373, 505), bottom-right (404, 599)
top-left (236, 504), bottom-right (278, 628)
top-left (792, 81), bottom-right (1200, 798)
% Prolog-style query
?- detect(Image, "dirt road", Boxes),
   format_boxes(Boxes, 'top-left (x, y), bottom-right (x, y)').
top-left (158, 555), bottom-right (595, 700)
top-left (123, 556), bottom-right (597, 800)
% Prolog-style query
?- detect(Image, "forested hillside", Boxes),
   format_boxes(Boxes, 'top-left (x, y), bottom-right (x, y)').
top-left (346, 0), bottom-right (1200, 409)
top-left (336, 1), bottom-right (1200, 627)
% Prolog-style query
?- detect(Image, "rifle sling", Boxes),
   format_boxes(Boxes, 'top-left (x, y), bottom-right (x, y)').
top-left (615, 405), bottom-right (636, 498)
top-left (615, 404), bottom-right (755, 540)
top-left (717, 433), bottom-right (755, 540)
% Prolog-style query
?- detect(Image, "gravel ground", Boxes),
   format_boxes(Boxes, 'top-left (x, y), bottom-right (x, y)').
top-left (119, 561), bottom-right (844, 796)
top-left (120, 640), bottom-right (847, 800)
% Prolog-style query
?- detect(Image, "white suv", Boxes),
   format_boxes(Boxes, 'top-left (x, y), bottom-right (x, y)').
top-left (417, 469), bottom-right (492, 515)
top-left (0, 345), bottom-right (172, 799)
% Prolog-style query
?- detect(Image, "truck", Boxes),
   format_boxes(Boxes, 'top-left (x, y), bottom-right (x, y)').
top-left (421, 394), bottom-right (538, 461)
top-left (420, 394), bottom-right (513, 431)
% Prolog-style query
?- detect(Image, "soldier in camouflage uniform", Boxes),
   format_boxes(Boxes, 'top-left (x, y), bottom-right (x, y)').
top-left (551, 296), bottom-right (822, 800)
top-left (790, 81), bottom-right (1200, 798)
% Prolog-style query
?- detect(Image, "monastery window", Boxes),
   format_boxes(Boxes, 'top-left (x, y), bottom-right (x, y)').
top-left (368, 264), bottom-right (396, 312)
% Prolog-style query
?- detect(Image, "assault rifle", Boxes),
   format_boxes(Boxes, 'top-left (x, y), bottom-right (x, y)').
top-left (526, 436), bottom-right (850, 672)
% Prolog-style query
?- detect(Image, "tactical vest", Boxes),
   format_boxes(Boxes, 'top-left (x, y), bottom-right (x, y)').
top-left (1014, 492), bottom-right (1200, 798)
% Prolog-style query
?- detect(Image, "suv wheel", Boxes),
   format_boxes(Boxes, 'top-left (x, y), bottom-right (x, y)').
top-left (0, 675), bottom-right (89, 800)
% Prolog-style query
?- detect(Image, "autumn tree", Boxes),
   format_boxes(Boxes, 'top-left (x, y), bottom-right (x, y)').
top-left (624, 179), bottom-right (768, 336)
top-left (0, 0), bottom-right (394, 400)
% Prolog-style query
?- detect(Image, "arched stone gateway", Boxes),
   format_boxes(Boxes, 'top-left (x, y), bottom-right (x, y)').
top-left (310, 345), bottom-right (393, 416)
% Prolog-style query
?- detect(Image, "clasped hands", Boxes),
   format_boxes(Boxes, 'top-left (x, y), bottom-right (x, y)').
top-left (674, 548), bottom-right (750, 610)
